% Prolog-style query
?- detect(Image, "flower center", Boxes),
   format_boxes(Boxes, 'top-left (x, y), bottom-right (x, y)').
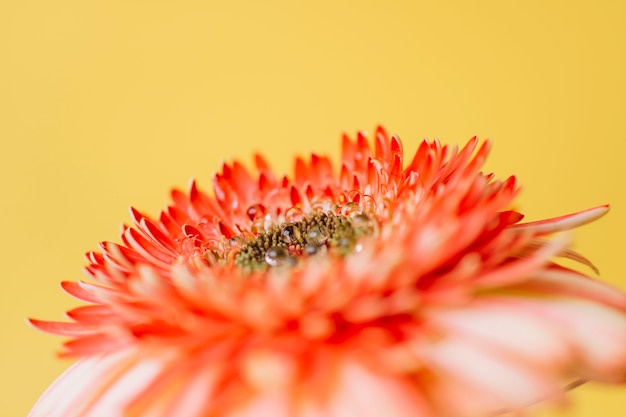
top-left (233, 209), bottom-right (376, 271)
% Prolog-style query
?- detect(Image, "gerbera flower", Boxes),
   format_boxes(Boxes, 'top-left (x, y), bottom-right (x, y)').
top-left (29, 127), bottom-right (626, 417)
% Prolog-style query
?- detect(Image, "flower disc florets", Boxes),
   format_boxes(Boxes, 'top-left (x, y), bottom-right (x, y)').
top-left (233, 207), bottom-right (376, 270)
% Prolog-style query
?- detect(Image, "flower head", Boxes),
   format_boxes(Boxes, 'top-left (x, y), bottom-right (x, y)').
top-left (30, 127), bottom-right (626, 417)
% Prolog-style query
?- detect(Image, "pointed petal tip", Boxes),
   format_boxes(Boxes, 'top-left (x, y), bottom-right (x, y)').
top-left (26, 317), bottom-right (67, 336)
top-left (515, 205), bottom-right (611, 234)
top-left (128, 206), bottom-right (144, 222)
top-left (188, 178), bottom-right (199, 193)
top-left (598, 203), bottom-right (610, 213)
top-left (25, 317), bottom-right (39, 330)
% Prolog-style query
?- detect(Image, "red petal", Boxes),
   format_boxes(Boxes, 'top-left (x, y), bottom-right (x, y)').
top-left (61, 281), bottom-right (100, 303)
top-left (28, 319), bottom-right (98, 336)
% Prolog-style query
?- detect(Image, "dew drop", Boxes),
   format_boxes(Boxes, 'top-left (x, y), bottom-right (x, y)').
top-left (304, 243), bottom-right (327, 256)
top-left (196, 221), bottom-right (211, 233)
top-left (351, 213), bottom-right (369, 226)
top-left (337, 236), bottom-right (353, 248)
top-left (341, 202), bottom-right (362, 217)
top-left (281, 224), bottom-right (302, 245)
top-left (285, 207), bottom-right (304, 223)
top-left (362, 195), bottom-right (377, 214)
top-left (304, 244), bottom-right (318, 256)
top-left (228, 236), bottom-right (245, 249)
top-left (310, 203), bottom-right (325, 214)
top-left (310, 197), bottom-right (334, 214)
top-left (265, 246), bottom-right (294, 267)
top-left (246, 204), bottom-right (266, 221)
top-left (251, 218), bottom-right (267, 233)
top-left (351, 213), bottom-right (377, 235)
top-left (180, 237), bottom-right (197, 254)
top-left (306, 225), bottom-right (329, 246)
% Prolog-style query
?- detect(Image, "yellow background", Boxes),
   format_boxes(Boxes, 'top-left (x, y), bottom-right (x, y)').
top-left (1, 1), bottom-right (625, 415)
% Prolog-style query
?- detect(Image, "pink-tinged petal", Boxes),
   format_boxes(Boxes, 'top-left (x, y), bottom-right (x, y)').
top-left (121, 351), bottom-right (224, 417)
top-left (296, 401), bottom-right (332, 417)
top-left (29, 349), bottom-right (149, 417)
top-left (418, 335), bottom-right (561, 411)
top-left (423, 374), bottom-right (495, 417)
top-left (81, 355), bottom-right (172, 417)
top-left (153, 365), bottom-right (220, 417)
top-left (326, 359), bottom-right (433, 417)
top-left (520, 268), bottom-right (626, 311)
top-left (519, 240), bottom-right (601, 274)
top-left (557, 248), bottom-right (600, 274)
top-left (427, 300), bottom-right (572, 370)
top-left (228, 392), bottom-right (292, 417)
top-left (499, 297), bottom-right (626, 382)
top-left (514, 205), bottom-right (610, 234)
top-left (29, 355), bottom-right (109, 417)
top-left (474, 233), bottom-right (571, 287)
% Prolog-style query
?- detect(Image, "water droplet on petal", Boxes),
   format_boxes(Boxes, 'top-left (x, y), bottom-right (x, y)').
top-left (285, 207), bottom-right (304, 223)
top-left (246, 204), bottom-right (266, 221)
top-left (252, 218), bottom-right (267, 233)
top-left (306, 225), bottom-right (329, 246)
top-left (180, 237), bottom-right (196, 254)
top-left (337, 236), bottom-right (352, 248)
top-left (196, 221), bottom-right (210, 233)
top-left (362, 195), bottom-right (377, 214)
top-left (351, 213), bottom-right (368, 226)
top-left (265, 246), bottom-right (294, 267)
top-left (229, 236), bottom-right (245, 249)
top-left (304, 243), bottom-right (327, 256)
top-left (304, 244), bottom-right (318, 255)
top-left (354, 213), bottom-right (378, 233)
top-left (310, 197), bottom-right (334, 214)
top-left (310, 203), bottom-right (324, 214)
